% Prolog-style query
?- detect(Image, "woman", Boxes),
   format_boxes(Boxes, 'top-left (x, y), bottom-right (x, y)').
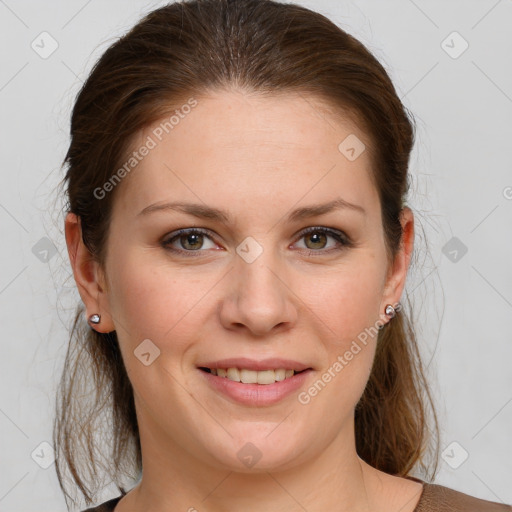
top-left (55, 0), bottom-right (511, 511)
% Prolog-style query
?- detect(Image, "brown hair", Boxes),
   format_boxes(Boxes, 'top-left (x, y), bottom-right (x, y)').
top-left (54, 0), bottom-right (440, 508)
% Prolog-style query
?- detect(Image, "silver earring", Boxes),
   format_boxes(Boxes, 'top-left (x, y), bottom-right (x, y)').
top-left (384, 304), bottom-right (398, 318)
top-left (88, 313), bottom-right (101, 325)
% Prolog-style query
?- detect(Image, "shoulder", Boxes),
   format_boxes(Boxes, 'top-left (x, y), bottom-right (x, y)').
top-left (81, 495), bottom-right (123, 512)
top-left (416, 482), bottom-right (512, 512)
top-left (79, 483), bottom-right (512, 512)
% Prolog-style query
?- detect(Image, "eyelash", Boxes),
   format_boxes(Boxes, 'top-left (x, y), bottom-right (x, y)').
top-left (161, 226), bottom-right (353, 257)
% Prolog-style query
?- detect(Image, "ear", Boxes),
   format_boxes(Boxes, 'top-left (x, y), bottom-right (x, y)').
top-left (64, 212), bottom-right (116, 333)
top-left (380, 206), bottom-right (414, 317)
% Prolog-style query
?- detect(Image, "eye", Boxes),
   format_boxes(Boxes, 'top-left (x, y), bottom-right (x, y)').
top-left (293, 226), bottom-right (352, 255)
top-left (162, 228), bottom-right (218, 254)
top-left (162, 226), bottom-right (353, 257)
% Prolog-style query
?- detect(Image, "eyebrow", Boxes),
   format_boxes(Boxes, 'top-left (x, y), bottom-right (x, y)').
top-left (137, 197), bottom-right (366, 223)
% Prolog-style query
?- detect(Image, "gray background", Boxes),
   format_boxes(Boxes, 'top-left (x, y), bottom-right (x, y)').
top-left (0, 0), bottom-right (511, 510)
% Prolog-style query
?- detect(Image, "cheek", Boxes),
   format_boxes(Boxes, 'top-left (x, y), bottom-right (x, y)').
top-left (310, 260), bottom-right (384, 341)
top-left (106, 252), bottom-right (214, 357)
top-left (109, 262), bottom-right (171, 340)
top-left (303, 261), bottom-right (383, 401)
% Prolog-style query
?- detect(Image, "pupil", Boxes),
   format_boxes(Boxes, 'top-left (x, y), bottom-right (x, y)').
top-left (182, 233), bottom-right (202, 250)
top-left (307, 232), bottom-right (326, 249)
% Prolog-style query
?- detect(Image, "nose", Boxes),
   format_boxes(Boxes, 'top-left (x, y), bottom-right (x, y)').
top-left (219, 250), bottom-right (298, 337)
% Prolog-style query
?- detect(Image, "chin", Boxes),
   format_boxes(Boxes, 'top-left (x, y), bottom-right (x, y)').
top-left (200, 428), bottom-right (310, 473)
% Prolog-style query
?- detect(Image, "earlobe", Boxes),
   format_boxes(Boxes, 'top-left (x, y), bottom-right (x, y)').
top-left (64, 212), bottom-right (116, 333)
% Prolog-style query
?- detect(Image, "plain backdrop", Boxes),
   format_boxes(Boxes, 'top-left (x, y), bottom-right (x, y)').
top-left (0, 0), bottom-right (511, 510)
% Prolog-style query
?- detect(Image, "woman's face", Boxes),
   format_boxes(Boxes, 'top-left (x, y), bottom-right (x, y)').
top-left (79, 89), bottom-right (413, 472)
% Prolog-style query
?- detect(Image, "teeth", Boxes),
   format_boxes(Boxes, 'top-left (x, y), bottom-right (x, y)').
top-left (227, 367), bottom-right (240, 381)
top-left (209, 367), bottom-right (300, 384)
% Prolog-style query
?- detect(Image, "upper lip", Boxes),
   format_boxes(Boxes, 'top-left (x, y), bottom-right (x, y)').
top-left (197, 357), bottom-right (312, 372)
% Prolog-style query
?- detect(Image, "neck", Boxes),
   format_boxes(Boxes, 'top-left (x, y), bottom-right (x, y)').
top-left (124, 410), bottom-right (378, 512)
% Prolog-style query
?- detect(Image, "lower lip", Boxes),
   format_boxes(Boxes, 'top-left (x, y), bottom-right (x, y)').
top-left (197, 368), bottom-right (313, 406)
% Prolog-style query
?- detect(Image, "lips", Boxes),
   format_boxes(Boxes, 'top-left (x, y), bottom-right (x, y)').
top-left (198, 365), bottom-right (314, 406)
top-left (199, 367), bottom-right (306, 385)
top-left (196, 357), bottom-right (312, 372)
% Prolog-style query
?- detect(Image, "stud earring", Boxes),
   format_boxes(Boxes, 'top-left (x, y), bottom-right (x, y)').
top-left (88, 313), bottom-right (101, 325)
top-left (384, 303), bottom-right (399, 318)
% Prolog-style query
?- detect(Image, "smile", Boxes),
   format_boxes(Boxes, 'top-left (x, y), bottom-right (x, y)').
top-left (197, 367), bottom-right (313, 406)
top-left (199, 367), bottom-right (307, 385)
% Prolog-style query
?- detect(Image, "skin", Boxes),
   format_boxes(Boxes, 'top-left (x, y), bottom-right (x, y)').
top-left (65, 89), bottom-right (421, 512)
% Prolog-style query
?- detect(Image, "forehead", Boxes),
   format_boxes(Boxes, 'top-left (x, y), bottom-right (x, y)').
top-left (112, 89), bottom-right (378, 220)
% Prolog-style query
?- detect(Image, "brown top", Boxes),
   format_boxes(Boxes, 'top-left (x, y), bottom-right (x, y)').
top-left (82, 477), bottom-right (512, 511)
